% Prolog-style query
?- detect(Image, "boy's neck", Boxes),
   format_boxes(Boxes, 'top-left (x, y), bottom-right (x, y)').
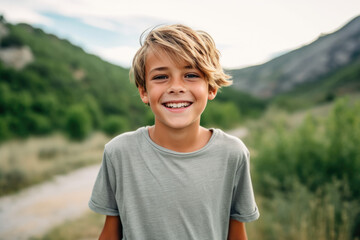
top-left (148, 123), bottom-right (212, 153)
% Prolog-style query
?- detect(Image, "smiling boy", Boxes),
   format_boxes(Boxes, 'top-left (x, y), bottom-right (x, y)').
top-left (89, 24), bottom-right (259, 239)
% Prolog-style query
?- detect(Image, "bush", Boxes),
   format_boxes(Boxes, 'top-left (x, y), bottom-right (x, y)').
top-left (102, 116), bottom-right (129, 137)
top-left (0, 117), bottom-right (11, 141)
top-left (84, 95), bottom-right (103, 129)
top-left (0, 168), bottom-right (28, 195)
top-left (247, 180), bottom-right (358, 240)
top-left (250, 98), bottom-right (360, 239)
top-left (25, 112), bottom-right (52, 135)
top-left (202, 101), bottom-right (241, 129)
top-left (0, 34), bottom-right (24, 47)
top-left (64, 105), bottom-right (92, 140)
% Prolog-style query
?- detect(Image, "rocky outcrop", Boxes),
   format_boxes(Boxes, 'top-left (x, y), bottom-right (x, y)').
top-left (0, 22), bottom-right (9, 39)
top-left (0, 22), bottom-right (34, 70)
top-left (0, 46), bottom-right (34, 70)
top-left (229, 16), bottom-right (360, 98)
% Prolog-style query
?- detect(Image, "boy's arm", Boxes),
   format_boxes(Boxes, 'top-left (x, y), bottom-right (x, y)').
top-left (227, 219), bottom-right (247, 240)
top-left (99, 215), bottom-right (122, 240)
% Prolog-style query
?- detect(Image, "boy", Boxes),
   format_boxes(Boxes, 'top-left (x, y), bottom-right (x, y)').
top-left (89, 24), bottom-right (259, 239)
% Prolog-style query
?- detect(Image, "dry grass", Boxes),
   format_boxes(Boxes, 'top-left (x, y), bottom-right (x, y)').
top-left (31, 210), bottom-right (105, 240)
top-left (246, 184), bottom-right (358, 240)
top-left (38, 191), bottom-right (357, 240)
top-left (0, 132), bottom-right (109, 196)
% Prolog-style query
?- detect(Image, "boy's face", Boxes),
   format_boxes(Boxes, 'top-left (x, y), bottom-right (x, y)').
top-left (139, 49), bottom-right (217, 131)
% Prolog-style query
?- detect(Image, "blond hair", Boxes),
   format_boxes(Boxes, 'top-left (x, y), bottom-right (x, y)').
top-left (130, 24), bottom-right (232, 91)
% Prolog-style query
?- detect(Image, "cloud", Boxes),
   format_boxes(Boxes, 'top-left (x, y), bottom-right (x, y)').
top-left (0, 0), bottom-right (359, 68)
top-left (81, 17), bottom-right (119, 32)
top-left (0, 2), bottom-right (53, 25)
top-left (91, 45), bottom-right (139, 68)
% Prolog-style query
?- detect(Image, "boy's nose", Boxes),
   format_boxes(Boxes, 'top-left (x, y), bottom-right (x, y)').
top-left (167, 77), bottom-right (186, 94)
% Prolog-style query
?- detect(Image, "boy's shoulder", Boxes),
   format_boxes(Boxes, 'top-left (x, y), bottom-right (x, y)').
top-left (104, 127), bottom-right (145, 153)
top-left (214, 129), bottom-right (247, 151)
top-left (212, 128), bottom-right (250, 156)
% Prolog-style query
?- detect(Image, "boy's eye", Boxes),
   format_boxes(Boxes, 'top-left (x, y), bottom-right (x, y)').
top-left (185, 73), bottom-right (200, 79)
top-left (152, 75), bottom-right (168, 80)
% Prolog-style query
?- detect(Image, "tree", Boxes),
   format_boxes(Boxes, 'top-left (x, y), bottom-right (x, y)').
top-left (64, 105), bottom-right (92, 140)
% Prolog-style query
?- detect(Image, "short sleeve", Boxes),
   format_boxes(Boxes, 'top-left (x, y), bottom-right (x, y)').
top-left (88, 150), bottom-right (119, 216)
top-left (230, 149), bottom-right (260, 222)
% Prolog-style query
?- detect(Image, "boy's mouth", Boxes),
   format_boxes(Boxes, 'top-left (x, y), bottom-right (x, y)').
top-left (162, 102), bottom-right (192, 109)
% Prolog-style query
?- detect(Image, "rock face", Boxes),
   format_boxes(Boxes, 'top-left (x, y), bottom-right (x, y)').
top-left (0, 22), bottom-right (34, 70)
top-left (0, 21), bottom-right (9, 38)
top-left (229, 16), bottom-right (360, 98)
top-left (0, 46), bottom-right (34, 70)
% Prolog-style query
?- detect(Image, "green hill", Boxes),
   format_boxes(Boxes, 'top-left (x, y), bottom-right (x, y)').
top-left (0, 21), bottom-right (151, 141)
top-left (0, 19), bottom-right (266, 141)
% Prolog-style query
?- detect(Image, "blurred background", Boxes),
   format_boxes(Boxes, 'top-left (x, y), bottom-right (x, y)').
top-left (0, 0), bottom-right (359, 239)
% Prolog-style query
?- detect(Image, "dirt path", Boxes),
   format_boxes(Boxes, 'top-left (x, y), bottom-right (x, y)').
top-left (0, 164), bottom-right (100, 240)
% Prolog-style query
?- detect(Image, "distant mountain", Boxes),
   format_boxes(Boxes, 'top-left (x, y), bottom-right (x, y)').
top-left (229, 15), bottom-right (360, 99)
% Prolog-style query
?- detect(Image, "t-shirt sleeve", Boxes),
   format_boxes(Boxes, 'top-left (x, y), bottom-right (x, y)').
top-left (230, 148), bottom-right (260, 222)
top-left (88, 150), bottom-right (119, 216)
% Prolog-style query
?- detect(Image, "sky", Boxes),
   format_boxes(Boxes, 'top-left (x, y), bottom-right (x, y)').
top-left (0, 0), bottom-right (359, 69)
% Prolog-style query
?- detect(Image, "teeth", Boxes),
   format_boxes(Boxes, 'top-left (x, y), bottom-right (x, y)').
top-left (164, 102), bottom-right (191, 108)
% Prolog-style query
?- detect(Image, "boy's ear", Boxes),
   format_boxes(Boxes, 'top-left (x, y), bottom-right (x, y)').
top-left (138, 87), bottom-right (149, 104)
top-left (208, 87), bottom-right (218, 100)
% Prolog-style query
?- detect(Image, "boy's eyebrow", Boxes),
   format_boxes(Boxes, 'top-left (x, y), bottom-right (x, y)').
top-left (184, 65), bottom-right (195, 69)
top-left (149, 65), bottom-right (195, 74)
top-left (149, 67), bottom-right (168, 74)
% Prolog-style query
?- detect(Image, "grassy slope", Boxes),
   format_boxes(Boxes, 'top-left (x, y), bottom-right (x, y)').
top-left (0, 22), bottom-right (149, 140)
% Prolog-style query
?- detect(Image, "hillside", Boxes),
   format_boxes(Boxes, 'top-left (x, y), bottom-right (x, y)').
top-left (0, 19), bottom-right (266, 141)
top-left (0, 19), bottom-right (150, 141)
top-left (229, 15), bottom-right (360, 100)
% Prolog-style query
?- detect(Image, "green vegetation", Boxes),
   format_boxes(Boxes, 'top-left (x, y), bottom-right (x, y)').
top-left (0, 22), bottom-right (264, 141)
top-left (247, 98), bottom-right (360, 239)
top-left (0, 22), bottom-right (149, 141)
top-left (202, 87), bottom-right (267, 129)
top-left (64, 105), bottom-right (92, 140)
top-left (102, 115), bottom-right (130, 137)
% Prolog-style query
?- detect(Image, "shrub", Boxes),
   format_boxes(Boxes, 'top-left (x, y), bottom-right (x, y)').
top-left (64, 105), bottom-right (92, 140)
top-left (0, 117), bottom-right (11, 141)
top-left (250, 98), bottom-right (360, 239)
top-left (0, 34), bottom-right (24, 47)
top-left (84, 95), bottom-right (103, 129)
top-left (25, 112), bottom-right (52, 135)
top-left (102, 116), bottom-right (129, 137)
top-left (202, 101), bottom-right (241, 129)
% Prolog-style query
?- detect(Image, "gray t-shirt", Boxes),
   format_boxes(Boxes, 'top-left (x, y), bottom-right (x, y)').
top-left (89, 127), bottom-right (259, 239)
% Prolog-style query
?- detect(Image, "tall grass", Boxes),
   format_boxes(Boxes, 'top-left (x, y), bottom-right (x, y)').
top-left (247, 97), bottom-right (360, 239)
top-left (0, 132), bottom-right (108, 196)
top-left (247, 181), bottom-right (358, 240)
top-left (30, 210), bottom-right (104, 240)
